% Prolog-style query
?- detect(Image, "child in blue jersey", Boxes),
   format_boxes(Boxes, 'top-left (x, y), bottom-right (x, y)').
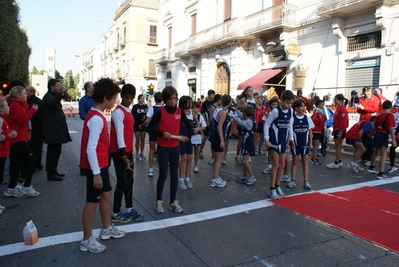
top-left (287, 100), bottom-right (314, 190)
top-left (178, 96), bottom-right (195, 189)
top-left (234, 105), bottom-right (256, 185)
top-left (191, 101), bottom-right (207, 173)
top-left (207, 94), bottom-right (222, 165)
top-left (144, 92), bottom-right (163, 177)
top-left (208, 94), bottom-right (232, 188)
top-left (264, 90), bottom-right (295, 199)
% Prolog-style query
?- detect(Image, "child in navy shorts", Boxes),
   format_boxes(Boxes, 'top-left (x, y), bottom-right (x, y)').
top-left (234, 105), bottom-right (256, 185)
top-left (367, 100), bottom-right (397, 179)
top-left (80, 78), bottom-right (125, 253)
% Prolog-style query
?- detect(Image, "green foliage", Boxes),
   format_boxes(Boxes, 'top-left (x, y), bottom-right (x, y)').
top-left (66, 88), bottom-right (77, 101)
top-left (0, 1), bottom-right (30, 85)
top-left (64, 69), bottom-right (75, 89)
top-left (55, 70), bottom-right (63, 81)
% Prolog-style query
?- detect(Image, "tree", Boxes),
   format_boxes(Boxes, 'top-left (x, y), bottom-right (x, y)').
top-left (0, 1), bottom-right (31, 87)
top-left (31, 66), bottom-right (39, 74)
top-left (64, 69), bottom-right (75, 89)
top-left (55, 70), bottom-right (63, 81)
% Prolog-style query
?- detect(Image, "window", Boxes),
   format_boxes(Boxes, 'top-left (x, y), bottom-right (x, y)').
top-left (123, 27), bottom-right (126, 43)
top-left (224, 0), bottom-right (231, 21)
top-left (191, 14), bottom-right (197, 35)
top-left (149, 59), bottom-right (156, 76)
top-left (117, 32), bottom-right (120, 47)
top-left (189, 66), bottom-right (196, 73)
top-left (166, 71), bottom-right (172, 79)
top-left (48, 57), bottom-right (54, 61)
top-left (347, 31), bottom-right (381, 52)
top-left (49, 68), bottom-right (54, 73)
top-left (149, 25), bottom-right (157, 44)
top-left (168, 27), bottom-right (172, 50)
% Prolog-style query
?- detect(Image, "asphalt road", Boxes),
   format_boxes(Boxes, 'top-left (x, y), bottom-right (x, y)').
top-left (0, 116), bottom-right (398, 267)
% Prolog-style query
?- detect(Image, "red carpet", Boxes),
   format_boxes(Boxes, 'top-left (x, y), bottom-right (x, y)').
top-left (272, 187), bottom-right (399, 254)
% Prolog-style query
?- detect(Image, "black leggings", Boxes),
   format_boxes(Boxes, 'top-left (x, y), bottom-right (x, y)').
top-left (389, 145), bottom-right (397, 166)
top-left (111, 152), bottom-right (134, 213)
top-left (0, 157), bottom-right (5, 185)
top-left (156, 145), bottom-right (179, 203)
top-left (9, 141), bottom-right (36, 188)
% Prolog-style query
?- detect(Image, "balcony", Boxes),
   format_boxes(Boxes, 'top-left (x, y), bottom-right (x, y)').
top-left (154, 48), bottom-right (176, 65)
top-left (174, 40), bottom-right (190, 58)
top-left (187, 3), bottom-right (297, 52)
top-left (316, 0), bottom-right (378, 18)
top-left (113, 45), bottom-right (119, 52)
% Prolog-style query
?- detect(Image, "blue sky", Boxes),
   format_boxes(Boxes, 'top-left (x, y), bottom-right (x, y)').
top-left (18, 0), bottom-right (119, 76)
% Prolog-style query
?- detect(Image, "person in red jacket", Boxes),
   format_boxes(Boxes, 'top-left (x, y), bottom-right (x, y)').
top-left (310, 99), bottom-right (326, 165)
top-left (254, 96), bottom-right (268, 155)
top-left (0, 98), bottom-right (17, 213)
top-left (326, 94), bottom-right (349, 169)
top-left (357, 86), bottom-right (379, 120)
top-left (3, 86), bottom-right (39, 198)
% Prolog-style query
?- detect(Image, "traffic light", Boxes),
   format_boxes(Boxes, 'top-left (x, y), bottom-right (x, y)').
top-left (147, 84), bottom-right (154, 95)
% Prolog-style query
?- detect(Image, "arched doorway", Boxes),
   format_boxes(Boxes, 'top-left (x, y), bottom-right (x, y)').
top-left (214, 64), bottom-right (230, 95)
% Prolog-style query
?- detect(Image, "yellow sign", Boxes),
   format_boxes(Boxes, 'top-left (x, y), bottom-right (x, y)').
top-left (285, 43), bottom-right (301, 56)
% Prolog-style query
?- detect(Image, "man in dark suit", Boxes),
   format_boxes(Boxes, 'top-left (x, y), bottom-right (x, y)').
top-left (26, 85), bottom-right (44, 172)
top-left (42, 79), bottom-right (72, 181)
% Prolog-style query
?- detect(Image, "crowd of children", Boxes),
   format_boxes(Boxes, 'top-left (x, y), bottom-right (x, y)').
top-left (2, 80), bottom-right (398, 253)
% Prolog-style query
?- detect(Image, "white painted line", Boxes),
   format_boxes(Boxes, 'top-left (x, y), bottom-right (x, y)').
top-left (0, 178), bottom-right (398, 257)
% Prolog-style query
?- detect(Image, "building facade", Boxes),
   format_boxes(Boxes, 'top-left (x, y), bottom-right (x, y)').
top-left (155, 0), bottom-right (399, 101)
top-left (80, 45), bottom-right (102, 89)
top-left (47, 47), bottom-right (55, 79)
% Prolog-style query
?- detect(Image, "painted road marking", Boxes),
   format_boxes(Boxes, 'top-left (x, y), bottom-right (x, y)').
top-left (0, 177), bottom-right (398, 257)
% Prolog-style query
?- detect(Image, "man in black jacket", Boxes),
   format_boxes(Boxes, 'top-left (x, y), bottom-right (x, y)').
top-left (42, 79), bottom-right (72, 181)
top-left (26, 85), bottom-right (44, 172)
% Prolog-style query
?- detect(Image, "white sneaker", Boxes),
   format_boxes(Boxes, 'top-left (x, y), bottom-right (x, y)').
top-left (193, 166), bottom-right (199, 173)
top-left (364, 161), bottom-right (371, 167)
top-left (222, 158), bottom-right (227, 165)
top-left (339, 162), bottom-right (343, 167)
top-left (3, 188), bottom-right (24, 198)
top-left (155, 200), bottom-right (164, 213)
top-left (234, 155), bottom-right (242, 165)
top-left (21, 186), bottom-right (40, 197)
top-left (268, 189), bottom-right (280, 200)
top-left (276, 186), bottom-right (285, 198)
top-left (280, 174), bottom-right (290, 182)
top-left (248, 157), bottom-right (252, 163)
top-left (210, 177), bottom-right (226, 188)
top-left (208, 158), bottom-right (214, 165)
top-left (326, 162), bottom-right (339, 169)
top-left (178, 179), bottom-right (187, 190)
top-left (80, 236), bottom-right (107, 253)
top-left (348, 162), bottom-right (358, 173)
top-left (262, 165), bottom-right (272, 174)
top-left (148, 168), bottom-right (154, 177)
top-left (185, 178), bottom-right (193, 189)
top-left (15, 182), bottom-right (24, 190)
top-left (0, 204), bottom-right (5, 211)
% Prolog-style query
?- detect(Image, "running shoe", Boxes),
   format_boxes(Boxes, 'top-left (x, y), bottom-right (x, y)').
top-left (185, 178), bottom-right (193, 189)
top-left (386, 166), bottom-right (398, 174)
top-left (155, 200), bottom-right (164, 213)
top-left (21, 186), bottom-right (40, 197)
top-left (99, 225), bottom-right (126, 240)
top-left (178, 179), bottom-right (187, 190)
top-left (310, 158), bottom-right (321, 166)
top-left (168, 200), bottom-right (184, 213)
top-left (3, 188), bottom-right (23, 198)
top-left (111, 212), bottom-right (133, 223)
top-left (245, 175), bottom-right (256, 186)
top-left (268, 189), bottom-right (280, 200)
top-left (276, 187), bottom-right (285, 198)
top-left (235, 176), bottom-right (247, 184)
top-left (199, 151), bottom-right (204, 159)
top-left (193, 166), bottom-right (199, 173)
top-left (80, 236), bottom-right (107, 253)
top-left (367, 166), bottom-right (378, 174)
top-left (280, 174), bottom-right (290, 182)
top-left (287, 180), bottom-right (296, 188)
top-left (377, 173), bottom-right (392, 180)
top-left (348, 162), bottom-right (359, 173)
top-left (222, 158), bottom-right (227, 165)
top-left (148, 168), bottom-right (154, 177)
top-left (234, 155), bottom-right (242, 165)
top-left (210, 177), bottom-right (226, 188)
top-left (262, 165), bottom-right (272, 174)
top-left (126, 209), bottom-right (143, 221)
top-left (303, 181), bottom-right (312, 190)
top-left (326, 162), bottom-right (339, 169)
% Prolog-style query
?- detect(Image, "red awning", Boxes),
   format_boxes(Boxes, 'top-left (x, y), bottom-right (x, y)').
top-left (237, 68), bottom-right (284, 90)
